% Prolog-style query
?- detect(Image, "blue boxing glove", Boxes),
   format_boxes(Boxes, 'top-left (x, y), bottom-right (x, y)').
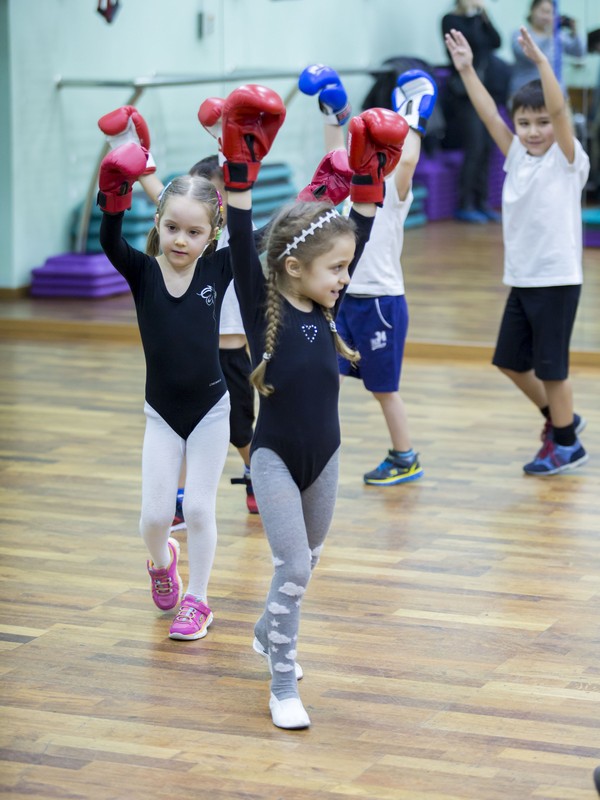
top-left (298, 64), bottom-right (351, 126)
top-left (391, 69), bottom-right (437, 136)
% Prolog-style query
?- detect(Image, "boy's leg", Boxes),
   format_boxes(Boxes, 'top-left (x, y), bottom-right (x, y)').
top-left (496, 366), bottom-right (548, 409)
top-left (544, 379), bottom-right (574, 430)
top-left (516, 286), bottom-right (587, 475)
top-left (373, 390), bottom-right (412, 453)
top-left (219, 342), bottom-right (258, 513)
top-left (343, 295), bottom-right (421, 485)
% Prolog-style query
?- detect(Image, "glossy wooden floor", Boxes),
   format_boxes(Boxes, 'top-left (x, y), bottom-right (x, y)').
top-left (1, 220), bottom-right (599, 358)
top-left (1, 332), bottom-right (599, 799)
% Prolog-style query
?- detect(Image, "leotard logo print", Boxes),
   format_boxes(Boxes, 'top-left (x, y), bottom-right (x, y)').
top-left (198, 285), bottom-right (217, 306)
top-left (301, 324), bottom-right (318, 343)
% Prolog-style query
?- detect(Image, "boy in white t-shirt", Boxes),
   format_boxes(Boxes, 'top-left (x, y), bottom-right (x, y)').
top-left (298, 65), bottom-right (437, 485)
top-left (445, 25), bottom-right (589, 475)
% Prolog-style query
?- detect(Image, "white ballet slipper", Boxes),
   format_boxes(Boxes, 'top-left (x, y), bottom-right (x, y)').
top-left (269, 693), bottom-right (311, 730)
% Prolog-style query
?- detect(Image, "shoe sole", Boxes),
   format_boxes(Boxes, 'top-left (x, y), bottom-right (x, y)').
top-left (364, 469), bottom-right (424, 486)
top-left (169, 612), bottom-right (213, 640)
top-left (524, 453), bottom-right (589, 476)
top-left (253, 637), bottom-right (303, 680)
top-left (169, 521), bottom-right (187, 532)
top-left (575, 416), bottom-right (587, 436)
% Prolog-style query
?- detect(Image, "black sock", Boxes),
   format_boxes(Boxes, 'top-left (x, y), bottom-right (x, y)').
top-left (553, 423), bottom-right (576, 447)
top-left (540, 405), bottom-right (551, 419)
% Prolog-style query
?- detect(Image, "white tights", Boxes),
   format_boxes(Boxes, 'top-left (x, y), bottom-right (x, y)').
top-left (140, 395), bottom-right (230, 601)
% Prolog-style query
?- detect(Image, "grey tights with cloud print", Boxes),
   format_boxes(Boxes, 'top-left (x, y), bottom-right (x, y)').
top-left (251, 447), bottom-right (339, 700)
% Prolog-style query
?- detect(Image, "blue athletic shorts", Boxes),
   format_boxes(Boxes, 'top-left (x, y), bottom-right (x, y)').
top-left (492, 285), bottom-right (581, 381)
top-left (337, 295), bottom-right (409, 392)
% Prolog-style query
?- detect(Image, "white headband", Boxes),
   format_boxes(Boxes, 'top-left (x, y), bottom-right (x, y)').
top-left (278, 209), bottom-right (340, 260)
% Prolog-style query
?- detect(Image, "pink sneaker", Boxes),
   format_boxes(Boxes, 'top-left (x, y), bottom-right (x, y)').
top-left (169, 595), bottom-right (213, 640)
top-left (147, 537), bottom-right (182, 611)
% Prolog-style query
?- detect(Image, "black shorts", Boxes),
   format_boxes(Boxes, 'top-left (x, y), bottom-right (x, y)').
top-left (492, 285), bottom-right (581, 381)
top-left (219, 346), bottom-right (255, 448)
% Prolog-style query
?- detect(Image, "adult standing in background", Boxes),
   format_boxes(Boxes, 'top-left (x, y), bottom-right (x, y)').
top-left (441, 0), bottom-right (503, 223)
top-left (509, 0), bottom-right (585, 99)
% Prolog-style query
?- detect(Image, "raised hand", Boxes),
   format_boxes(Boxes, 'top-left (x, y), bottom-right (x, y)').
top-left (198, 97), bottom-right (225, 163)
top-left (392, 69), bottom-right (438, 136)
top-left (97, 142), bottom-right (148, 214)
top-left (517, 26), bottom-right (545, 65)
top-left (98, 106), bottom-right (156, 175)
top-left (296, 149), bottom-right (353, 206)
top-left (298, 64), bottom-right (351, 126)
top-left (221, 84), bottom-right (286, 191)
top-left (444, 29), bottom-right (474, 73)
top-left (347, 108), bottom-right (409, 205)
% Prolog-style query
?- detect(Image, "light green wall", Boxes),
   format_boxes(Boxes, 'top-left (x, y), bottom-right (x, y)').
top-left (4, 0), bottom-right (600, 289)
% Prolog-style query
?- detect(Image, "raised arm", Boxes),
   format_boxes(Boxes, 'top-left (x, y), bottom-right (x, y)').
top-left (444, 28), bottom-right (513, 156)
top-left (391, 69), bottom-right (438, 200)
top-left (98, 105), bottom-right (163, 203)
top-left (347, 107), bottom-right (408, 220)
top-left (517, 26), bottom-right (575, 162)
top-left (220, 84), bottom-right (286, 214)
top-left (298, 64), bottom-right (350, 153)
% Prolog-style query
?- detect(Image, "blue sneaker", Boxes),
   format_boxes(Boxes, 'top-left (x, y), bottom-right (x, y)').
top-left (523, 438), bottom-right (588, 476)
top-left (541, 413), bottom-right (587, 445)
top-left (454, 208), bottom-right (488, 224)
top-left (477, 206), bottom-right (502, 222)
top-left (364, 451), bottom-right (423, 486)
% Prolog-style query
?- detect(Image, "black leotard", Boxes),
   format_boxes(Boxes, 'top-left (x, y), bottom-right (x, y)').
top-left (100, 212), bottom-right (232, 439)
top-left (227, 205), bottom-right (373, 490)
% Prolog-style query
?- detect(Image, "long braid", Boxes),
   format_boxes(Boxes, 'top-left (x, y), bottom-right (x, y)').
top-left (250, 268), bottom-right (283, 396)
top-left (322, 307), bottom-right (360, 365)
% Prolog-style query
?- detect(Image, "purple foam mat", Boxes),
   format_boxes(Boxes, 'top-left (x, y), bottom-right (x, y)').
top-left (31, 275), bottom-right (127, 289)
top-left (29, 284), bottom-right (129, 298)
top-left (583, 228), bottom-right (600, 247)
top-left (31, 252), bottom-right (121, 278)
top-left (414, 148), bottom-right (505, 220)
top-left (30, 252), bottom-right (129, 297)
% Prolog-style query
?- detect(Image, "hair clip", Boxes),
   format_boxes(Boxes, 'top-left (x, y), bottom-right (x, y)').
top-left (262, 352), bottom-right (273, 362)
top-left (329, 320), bottom-right (337, 333)
top-left (215, 188), bottom-right (224, 218)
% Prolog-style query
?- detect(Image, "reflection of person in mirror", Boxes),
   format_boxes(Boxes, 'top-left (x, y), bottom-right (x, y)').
top-left (441, 0), bottom-right (504, 223)
top-left (509, 0), bottom-right (585, 98)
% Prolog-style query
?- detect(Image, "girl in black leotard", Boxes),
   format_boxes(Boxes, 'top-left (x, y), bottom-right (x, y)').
top-left (220, 84), bottom-right (406, 729)
top-left (100, 170), bottom-right (230, 643)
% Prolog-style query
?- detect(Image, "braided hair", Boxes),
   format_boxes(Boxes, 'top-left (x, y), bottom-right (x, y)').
top-left (250, 200), bottom-right (360, 397)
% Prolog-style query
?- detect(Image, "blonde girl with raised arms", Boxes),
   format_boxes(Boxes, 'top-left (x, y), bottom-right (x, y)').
top-left (98, 144), bottom-right (232, 639)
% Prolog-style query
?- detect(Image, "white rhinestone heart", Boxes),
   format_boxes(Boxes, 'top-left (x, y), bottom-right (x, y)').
top-left (301, 324), bottom-right (318, 343)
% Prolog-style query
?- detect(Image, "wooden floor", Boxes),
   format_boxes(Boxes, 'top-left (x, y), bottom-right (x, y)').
top-left (1, 219), bottom-right (600, 799)
top-left (1, 220), bottom-right (599, 358)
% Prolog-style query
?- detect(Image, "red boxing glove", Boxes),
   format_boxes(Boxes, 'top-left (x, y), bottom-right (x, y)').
top-left (97, 142), bottom-right (149, 214)
top-left (97, 105), bottom-right (156, 174)
top-left (198, 97), bottom-right (225, 164)
top-left (221, 84), bottom-right (286, 191)
top-left (347, 109), bottom-right (409, 205)
top-left (297, 149), bottom-right (352, 206)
